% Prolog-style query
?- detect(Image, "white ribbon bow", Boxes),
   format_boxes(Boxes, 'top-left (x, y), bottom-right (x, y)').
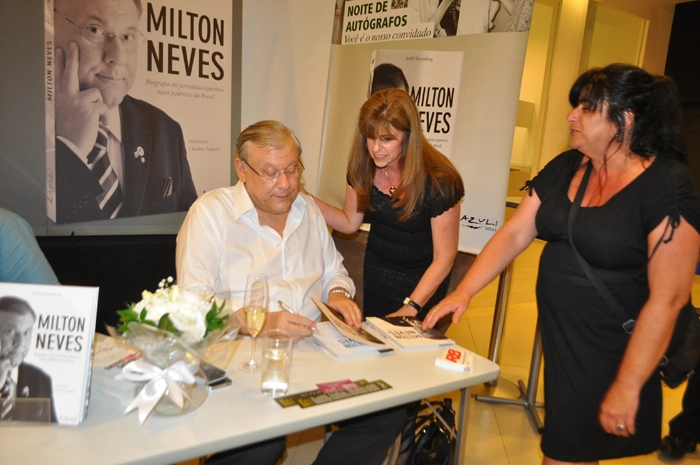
top-left (123, 359), bottom-right (198, 425)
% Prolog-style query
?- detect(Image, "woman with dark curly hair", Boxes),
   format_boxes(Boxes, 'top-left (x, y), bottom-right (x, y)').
top-left (424, 63), bottom-right (700, 464)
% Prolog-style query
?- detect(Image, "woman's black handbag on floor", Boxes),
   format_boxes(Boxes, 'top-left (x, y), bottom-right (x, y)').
top-left (659, 303), bottom-right (700, 387)
top-left (401, 398), bottom-right (457, 465)
top-left (569, 162), bottom-right (700, 388)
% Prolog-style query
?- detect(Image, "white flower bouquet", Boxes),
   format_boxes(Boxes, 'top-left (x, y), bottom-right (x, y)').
top-left (110, 278), bottom-right (240, 424)
top-left (116, 277), bottom-right (237, 347)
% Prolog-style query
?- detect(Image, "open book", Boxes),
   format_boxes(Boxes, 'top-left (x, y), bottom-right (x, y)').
top-left (309, 321), bottom-right (394, 360)
top-left (311, 297), bottom-right (387, 347)
top-left (364, 316), bottom-right (455, 351)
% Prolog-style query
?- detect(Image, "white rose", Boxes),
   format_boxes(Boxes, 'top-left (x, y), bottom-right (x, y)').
top-left (169, 301), bottom-right (207, 345)
top-left (132, 284), bottom-right (210, 345)
top-left (132, 299), bottom-right (147, 314)
top-left (144, 303), bottom-right (169, 324)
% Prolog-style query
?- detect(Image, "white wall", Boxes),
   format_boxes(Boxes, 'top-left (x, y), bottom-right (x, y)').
top-left (241, 0), bottom-right (336, 193)
top-left (533, 0), bottom-right (681, 173)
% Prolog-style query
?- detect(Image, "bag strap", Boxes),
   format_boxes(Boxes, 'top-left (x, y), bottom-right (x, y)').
top-left (567, 161), bottom-right (636, 334)
top-left (423, 400), bottom-right (457, 439)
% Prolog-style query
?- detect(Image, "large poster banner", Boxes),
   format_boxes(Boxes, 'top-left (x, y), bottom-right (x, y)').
top-left (319, 0), bottom-right (533, 254)
top-left (336, 0), bottom-right (533, 45)
top-left (45, 0), bottom-right (232, 224)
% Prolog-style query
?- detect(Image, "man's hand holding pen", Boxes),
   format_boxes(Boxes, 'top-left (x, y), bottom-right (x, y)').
top-left (233, 303), bottom-right (315, 344)
top-left (278, 301), bottom-right (320, 335)
top-left (265, 311), bottom-right (316, 344)
top-left (236, 295), bottom-right (361, 344)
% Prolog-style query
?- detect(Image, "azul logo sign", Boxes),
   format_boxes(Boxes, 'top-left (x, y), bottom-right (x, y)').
top-left (461, 215), bottom-right (498, 232)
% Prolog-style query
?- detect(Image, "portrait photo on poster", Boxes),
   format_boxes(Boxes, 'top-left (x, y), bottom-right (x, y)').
top-left (45, 0), bottom-right (233, 224)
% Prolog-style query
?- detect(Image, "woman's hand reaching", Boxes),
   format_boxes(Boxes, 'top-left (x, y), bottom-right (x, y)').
top-left (421, 290), bottom-right (471, 330)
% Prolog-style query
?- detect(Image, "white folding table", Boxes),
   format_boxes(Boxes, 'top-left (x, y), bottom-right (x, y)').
top-left (0, 337), bottom-right (499, 465)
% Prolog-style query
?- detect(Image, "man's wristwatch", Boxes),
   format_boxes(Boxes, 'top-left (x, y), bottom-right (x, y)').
top-left (403, 297), bottom-right (422, 312)
top-left (329, 288), bottom-right (352, 299)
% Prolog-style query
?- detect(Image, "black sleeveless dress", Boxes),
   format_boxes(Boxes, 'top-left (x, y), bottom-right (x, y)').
top-left (529, 150), bottom-right (700, 461)
top-left (362, 179), bottom-right (463, 319)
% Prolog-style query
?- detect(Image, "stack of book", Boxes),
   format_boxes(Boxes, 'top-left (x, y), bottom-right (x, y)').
top-left (91, 336), bottom-right (140, 406)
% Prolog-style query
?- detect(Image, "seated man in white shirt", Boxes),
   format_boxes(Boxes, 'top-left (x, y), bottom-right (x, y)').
top-left (176, 120), bottom-right (406, 465)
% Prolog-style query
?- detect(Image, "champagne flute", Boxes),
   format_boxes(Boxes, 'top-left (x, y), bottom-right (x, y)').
top-left (240, 274), bottom-right (269, 372)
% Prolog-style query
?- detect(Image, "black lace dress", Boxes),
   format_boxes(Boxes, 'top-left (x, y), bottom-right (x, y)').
top-left (528, 150), bottom-right (700, 461)
top-left (361, 179), bottom-right (463, 319)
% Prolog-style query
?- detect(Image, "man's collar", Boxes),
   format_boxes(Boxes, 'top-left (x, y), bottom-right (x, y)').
top-left (232, 181), bottom-right (256, 220)
top-left (231, 181), bottom-right (307, 223)
top-left (101, 107), bottom-right (122, 143)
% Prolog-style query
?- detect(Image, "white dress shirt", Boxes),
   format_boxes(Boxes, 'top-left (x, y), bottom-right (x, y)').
top-left (176, 182), bottom-right (355, 321)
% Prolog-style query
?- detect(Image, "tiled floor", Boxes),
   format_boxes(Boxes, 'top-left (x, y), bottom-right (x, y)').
top-left (278, 239), bottom-right (700, 465)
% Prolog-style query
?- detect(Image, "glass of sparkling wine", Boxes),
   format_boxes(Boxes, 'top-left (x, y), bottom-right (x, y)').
top-left (261, 329), bottom-right (293, 397)
top-left (240, 273), bottom-right (268, 372)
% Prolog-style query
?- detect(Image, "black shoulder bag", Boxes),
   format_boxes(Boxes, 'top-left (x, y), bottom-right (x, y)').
top-left (403, 398), bottom-right (456, 465)
top-left (568, 162), bottom-right (700, 388)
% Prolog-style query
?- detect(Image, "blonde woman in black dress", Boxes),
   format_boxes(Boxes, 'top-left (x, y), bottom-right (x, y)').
top-left (311, 89), bottom-right (464, 322)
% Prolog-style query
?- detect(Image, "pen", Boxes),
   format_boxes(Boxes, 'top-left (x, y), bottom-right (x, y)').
top-left (278, 300), bottom-right (320, 334)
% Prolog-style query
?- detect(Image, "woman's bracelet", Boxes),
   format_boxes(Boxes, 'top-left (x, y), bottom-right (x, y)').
top-left (403, 297), bottom-right (422, 312)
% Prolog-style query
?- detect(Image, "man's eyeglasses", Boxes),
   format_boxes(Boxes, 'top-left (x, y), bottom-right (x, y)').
top-left (241, 158), bottom-right (304, 183)
top-left (55, 11), bottom-right (145, 53)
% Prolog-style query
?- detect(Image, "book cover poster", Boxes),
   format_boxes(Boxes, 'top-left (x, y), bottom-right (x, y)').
top-left (370, 49), bottom-right (463, 158)
top-left (45, 0), bottom-right (232, 224)
top-left (0, 283), bottom-right (98, 426)
top-left (317, 31), bottom-right (529, 254)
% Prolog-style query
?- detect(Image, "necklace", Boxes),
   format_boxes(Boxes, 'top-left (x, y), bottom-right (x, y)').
top-left (384, 168), bottom-right (397, 195)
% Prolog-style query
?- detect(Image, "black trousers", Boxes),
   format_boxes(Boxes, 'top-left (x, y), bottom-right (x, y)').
top-left (669, 365), bottom-right (700, 442)
top-left (205, 405), bottom-right (407, 465)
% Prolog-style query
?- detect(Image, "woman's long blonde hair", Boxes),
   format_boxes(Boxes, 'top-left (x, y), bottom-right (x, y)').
top-left (348, 89), bottom-right (464, 221)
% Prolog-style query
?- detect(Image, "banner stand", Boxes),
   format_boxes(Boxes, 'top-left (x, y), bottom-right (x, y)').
top-left (475, 323), bottom-right (545, 434)
top-left (473, 200), bottom-right (544, 434)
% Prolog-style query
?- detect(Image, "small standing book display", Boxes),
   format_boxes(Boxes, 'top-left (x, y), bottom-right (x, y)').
top-left (0, 282), bottom-right (98, 426)
top-left (364, 316), bottom-right (455, 351)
